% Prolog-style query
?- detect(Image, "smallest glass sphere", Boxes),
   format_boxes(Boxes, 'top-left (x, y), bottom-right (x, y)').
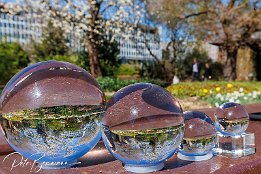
top-left (178, 111), bottom-right (216, 161)
top-left (215, 102), bottom-right (249, 136)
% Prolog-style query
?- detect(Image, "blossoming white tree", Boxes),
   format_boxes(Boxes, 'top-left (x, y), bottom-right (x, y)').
top-left (0, 0), bottom-right (143, 77)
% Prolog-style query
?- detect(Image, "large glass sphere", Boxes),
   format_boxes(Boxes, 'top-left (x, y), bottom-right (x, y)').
top-left (101, 83), bottom-right (184, 173)
top-left (179, 111), bottom-right (216, 157)
top-left (215, 102), bottom-right (249, 136)
top-left (0, 61), bottom-right (105, 169)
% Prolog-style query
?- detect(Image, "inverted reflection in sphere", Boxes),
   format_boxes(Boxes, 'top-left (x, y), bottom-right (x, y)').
top-left (180, 111), bottom-right (216, 157)
top-left (102, 83), bottom-right (184, 173)
top-left (0, 61), bottom-right (105, 169)
top-left (215, 102), bottom-right (249, 136)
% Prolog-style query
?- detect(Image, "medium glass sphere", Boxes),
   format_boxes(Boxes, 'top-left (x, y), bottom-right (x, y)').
top-left (215, 102), bottom-right (249, 136)
top-left (0, 61), bottom-right (105, 169)
top-left (101, 83), bottom-right (184, 173)
top-left (179, 111), bottom-right (216, 156)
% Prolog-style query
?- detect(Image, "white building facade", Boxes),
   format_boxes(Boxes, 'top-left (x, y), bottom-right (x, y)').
top-left (0, 13), bottom-right (162, 61)
top-left (0, 13), bottom-right (41, 44)
top-left (115, 28), bottom-right (162, 61)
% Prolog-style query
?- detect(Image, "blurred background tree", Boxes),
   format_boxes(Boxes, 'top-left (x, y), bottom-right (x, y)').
top-left (31, 21), bottom-right (79, 65)
top-left (144, 0), bottom-right (261, 81)
top-left (141, 0), bottom-right (205, 82)
top-left (0, 43), bottom-right (29, 84)
top-left (189, 0), bottom-right (261, 81)
top-left (78, 37), bottom-right (120, 77)
top-left (32, 21), bottom-right (69, 59)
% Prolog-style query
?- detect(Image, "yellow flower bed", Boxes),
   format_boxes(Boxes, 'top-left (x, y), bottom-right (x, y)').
top-left (166, 81), bottom-right (261, 99)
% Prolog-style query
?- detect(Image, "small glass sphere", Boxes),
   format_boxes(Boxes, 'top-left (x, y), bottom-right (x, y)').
top-left (215, 102), bottom-right (249, 136)
top-left (179, 111), bottom-right (216, 156)
top-left (0, 61), bottom-right (105, 168)
top-left (102, 83), bottom-right (184, 173)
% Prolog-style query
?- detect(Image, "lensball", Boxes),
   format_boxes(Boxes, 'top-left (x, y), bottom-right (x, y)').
top-left (178, 111), bottom-right (216, 161)
top-left (215, 102), bottom-right (249, 136)
top-left (0, 61), bottom-right (105, 169)
top-left (101, 83), bottom-right (184, 173)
